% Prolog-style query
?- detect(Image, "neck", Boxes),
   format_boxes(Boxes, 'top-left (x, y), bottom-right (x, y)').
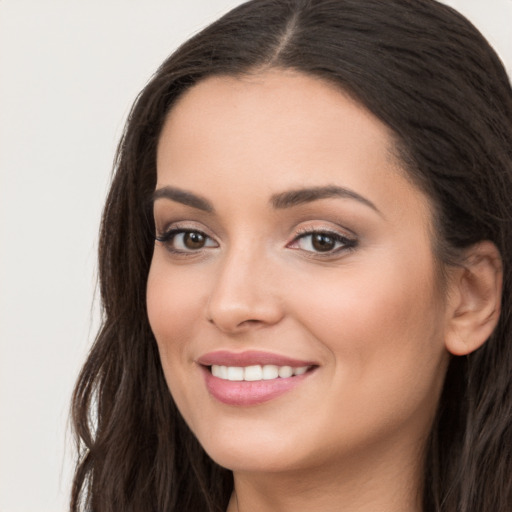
top-left (226, 435), bottom-right (425, 512)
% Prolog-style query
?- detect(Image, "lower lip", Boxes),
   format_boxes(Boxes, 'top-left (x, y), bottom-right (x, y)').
top-left (201, 366), bottom-right (314, 406)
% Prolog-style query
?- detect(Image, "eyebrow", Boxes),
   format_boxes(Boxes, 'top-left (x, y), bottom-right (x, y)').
top-left (271, 185), bottom-right (380, 213)
top-left (152, 184), bottom-right (380, 215)
top-left (152, 186), bottom-right (214, 212)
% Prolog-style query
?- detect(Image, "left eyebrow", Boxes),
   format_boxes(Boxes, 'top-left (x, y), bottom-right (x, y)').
top-left (270, 185), bottom-right (381, 214)
top-left (151, 186), bottom-right (214, 212)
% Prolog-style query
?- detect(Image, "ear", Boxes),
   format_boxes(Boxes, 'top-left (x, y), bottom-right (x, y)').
top-left (444, 241), bottom-right (503, 356)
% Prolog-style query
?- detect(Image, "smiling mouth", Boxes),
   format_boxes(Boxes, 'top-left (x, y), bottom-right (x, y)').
top-left (208, 364), bottom-right (314, 382)
top-left (201, 362), bottom-right (317, 406)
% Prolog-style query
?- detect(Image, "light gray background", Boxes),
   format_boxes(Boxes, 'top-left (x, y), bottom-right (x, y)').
top-left (0, 1), bottom-right (510, 511)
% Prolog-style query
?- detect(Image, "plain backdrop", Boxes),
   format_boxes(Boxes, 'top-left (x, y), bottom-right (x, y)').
top-left (0, 1), bottom-right (510, 511)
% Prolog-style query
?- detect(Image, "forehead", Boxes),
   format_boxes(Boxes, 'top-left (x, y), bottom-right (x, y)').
top-left (158, 70), bottom-right (397, 168)
top-left (155, 70), bottom-right (431, 225)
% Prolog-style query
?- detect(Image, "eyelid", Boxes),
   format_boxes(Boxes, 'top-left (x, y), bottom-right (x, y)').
top-left (155, 227), bottom-right (216, 243)
top-left (287, 225), bottom-right (358, 255)
top-left (155, 221), bottom-right (220, 255)
top-left (154, 220), bottom-right (358, 257)
top-left (293, 223), bottom-right (356, 238)
top-left (155, 219), bottom-right (217, 238)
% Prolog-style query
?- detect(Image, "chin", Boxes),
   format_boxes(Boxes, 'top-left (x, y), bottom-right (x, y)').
top-left (204, 441), bottom-right (305, 474)
top-left (191, 417), bottom-right (314, 474)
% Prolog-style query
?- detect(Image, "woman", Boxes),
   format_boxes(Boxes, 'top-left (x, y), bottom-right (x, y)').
top-left (71, 0), bottom-right (512, 510)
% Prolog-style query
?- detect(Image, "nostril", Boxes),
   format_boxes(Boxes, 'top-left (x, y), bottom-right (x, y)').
top-left (239, 319), bottom-right (261, 326)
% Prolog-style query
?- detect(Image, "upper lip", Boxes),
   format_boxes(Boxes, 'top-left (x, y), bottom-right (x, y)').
top-left (197, 350), bottom-right (317, 368)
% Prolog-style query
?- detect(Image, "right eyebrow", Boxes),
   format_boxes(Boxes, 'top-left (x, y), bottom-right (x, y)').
top-left (152, 186), bottom-right (214, 213)
top-left (270, 185), bottom-right (381, 215)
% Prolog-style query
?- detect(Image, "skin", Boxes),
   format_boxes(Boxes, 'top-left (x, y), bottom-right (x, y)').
top-left (147, 70), bottom-right (457, 512)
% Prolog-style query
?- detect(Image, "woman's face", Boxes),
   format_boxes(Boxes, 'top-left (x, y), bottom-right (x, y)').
top-left (147, 70), bottom-right (451, 476)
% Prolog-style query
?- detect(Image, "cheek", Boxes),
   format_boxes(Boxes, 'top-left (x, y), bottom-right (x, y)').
top-left (289, 249), bottom-right (448, 420)
top-left (293, 248), bottom-right (442, 342)
top-left (146, 256), bottom-right (208, 393)
top-left (147, 249), bottom-right (210, 336)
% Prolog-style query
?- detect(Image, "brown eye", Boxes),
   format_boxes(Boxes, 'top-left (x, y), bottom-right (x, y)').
top-left (183, 231), bottom-right (206, 249)
top-left (311, 233), bottom-right (336, 252)
top-left (289, 230), bottom-right (357, 255)
top-left (155, 229), bottom-right (218, 253)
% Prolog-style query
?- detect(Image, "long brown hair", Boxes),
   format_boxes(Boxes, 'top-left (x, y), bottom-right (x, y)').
top-left (71, 1), bottom-right (512, 510)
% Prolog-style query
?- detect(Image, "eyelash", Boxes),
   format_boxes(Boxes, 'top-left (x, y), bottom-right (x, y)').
top-left (289, 228), bottom-right (358, 256)
top-left (155, 227), bottom-right (358, 256)
top-left (155, 228), bottom-right (217, 255)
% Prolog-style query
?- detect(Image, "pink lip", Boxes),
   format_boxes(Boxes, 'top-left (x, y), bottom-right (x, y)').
top-left (197, 350), bottom-right (318, 406)
top-left (197, 350), bottom-right (316, 367)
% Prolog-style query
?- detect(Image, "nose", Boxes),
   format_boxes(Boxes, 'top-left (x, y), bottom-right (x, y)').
top-left (206, 246), bottom-right (284, 334)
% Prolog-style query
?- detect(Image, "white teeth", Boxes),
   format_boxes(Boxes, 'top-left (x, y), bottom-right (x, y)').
top-left (212, 365), bottom-right (229, 379)
top-left (244, 365), bottom-right (263, 381)
top-left (293, 366), bottom-right (308, 376)
top-left (227, 366), bottom-right (244, 381)
top-left (262, 365), bottom-right (279, 380)
top-left (210, 364), bottom-right (310, 381)
top-left (219, 365), bottom-right (228, 379)
top-left (278, 366), bottom-right (293, 378)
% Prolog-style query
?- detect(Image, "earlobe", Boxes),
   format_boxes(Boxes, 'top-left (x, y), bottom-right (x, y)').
top-left (444, 241), bottom-right (503, 356)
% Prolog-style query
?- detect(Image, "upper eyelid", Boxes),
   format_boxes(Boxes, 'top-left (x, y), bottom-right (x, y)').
top-left (290, 229), bottom-right (356, 245)
top-left (292, 223), bottom-right (357, 239)
top-left (155, 228), bottom-right (219, 255)
top-left (154, 220), bottom-right (358, 242)
top-left (289, 223), bottom-right (358, 245)
top-left (155, 220), bottom-right (218, 237)
top-left (156, 227), bottom-right (217, 243)
top-left (288, 231), bottom-right (358, 259)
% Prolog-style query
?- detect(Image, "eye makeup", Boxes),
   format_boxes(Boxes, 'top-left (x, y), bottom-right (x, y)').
top-left (156, 227), bottom-right (218, 255)
top-left (154, 223), bottom-right (359, 260)
top-left (288, 227), bottom-right (358, 256)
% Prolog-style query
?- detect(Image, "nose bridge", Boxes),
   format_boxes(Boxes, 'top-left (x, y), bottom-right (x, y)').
top-left (206, 238), bottom-right (282, 332)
